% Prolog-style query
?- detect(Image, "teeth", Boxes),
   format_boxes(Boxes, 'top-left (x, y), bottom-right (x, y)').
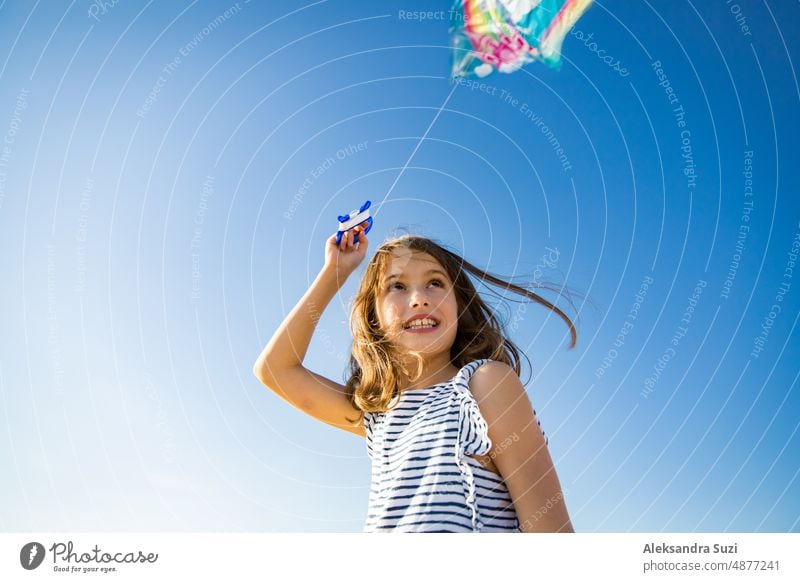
top-left (405, 318), bottom-right (438, 329)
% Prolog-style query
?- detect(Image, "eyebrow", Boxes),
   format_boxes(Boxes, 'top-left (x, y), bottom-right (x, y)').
top-left (384, 269), bottom-right (448, 283)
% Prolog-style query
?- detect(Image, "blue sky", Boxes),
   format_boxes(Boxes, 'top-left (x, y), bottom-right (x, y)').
top-left (0, 1), bottom-right (798, 532)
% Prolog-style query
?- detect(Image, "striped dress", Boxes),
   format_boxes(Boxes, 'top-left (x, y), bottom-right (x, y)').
top-left (363, 359), bottom-right (538, 532)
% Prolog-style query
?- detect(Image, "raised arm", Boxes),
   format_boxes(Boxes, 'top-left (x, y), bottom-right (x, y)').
top-left (253, 225), bottom-right (369, 436)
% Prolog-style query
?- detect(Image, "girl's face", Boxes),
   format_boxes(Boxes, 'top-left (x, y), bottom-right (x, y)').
top-left (375, 249), bottom-right (459, 359)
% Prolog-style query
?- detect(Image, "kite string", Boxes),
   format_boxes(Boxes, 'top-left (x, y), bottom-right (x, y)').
top-left (371, 80), bottom-right (460, 219)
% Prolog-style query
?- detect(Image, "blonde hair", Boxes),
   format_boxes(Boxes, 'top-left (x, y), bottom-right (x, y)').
top-left (344, 235), bottom-right (576, 419)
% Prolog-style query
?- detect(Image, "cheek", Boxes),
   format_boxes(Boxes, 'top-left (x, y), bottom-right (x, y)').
top-left (376, 298), bottom-right (398, 327)
top-left (445, 293), bottom-right (459, 320)
top-left (375, 301), bottom-right (386, 328)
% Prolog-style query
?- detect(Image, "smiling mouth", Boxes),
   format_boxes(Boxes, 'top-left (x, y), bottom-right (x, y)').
top-left (403, 317), bottom-right (440, 330)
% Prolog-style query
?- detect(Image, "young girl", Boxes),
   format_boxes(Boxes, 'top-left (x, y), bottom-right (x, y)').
top-left (253, 224), bottom-right (576, 532)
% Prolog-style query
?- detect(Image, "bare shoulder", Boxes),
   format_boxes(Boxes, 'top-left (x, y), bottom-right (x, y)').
top-left (468, 360), bottom-right (572, 532)
top-left (468, 360), bottom-right (528, 409)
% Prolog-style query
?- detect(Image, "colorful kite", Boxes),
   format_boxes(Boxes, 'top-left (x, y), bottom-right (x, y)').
top-left (450, 0), bottom-right (594, 78)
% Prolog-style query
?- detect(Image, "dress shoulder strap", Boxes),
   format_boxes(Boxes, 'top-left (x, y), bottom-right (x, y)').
top-left (453, 358), bottom-right (491, 386)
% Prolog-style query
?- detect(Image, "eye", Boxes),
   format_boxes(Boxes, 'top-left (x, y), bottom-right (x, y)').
top-left (388, 282), bottom-right (405, 291)
top-left (429, 278), bottom-right (444, 287)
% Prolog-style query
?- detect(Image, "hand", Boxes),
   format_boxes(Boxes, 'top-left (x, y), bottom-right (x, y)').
top-left (323, 222), bottom-right (369, 280)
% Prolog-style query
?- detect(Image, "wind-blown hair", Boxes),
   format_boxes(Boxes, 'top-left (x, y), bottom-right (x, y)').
top-left (344, 235), bottom-right (576, 419)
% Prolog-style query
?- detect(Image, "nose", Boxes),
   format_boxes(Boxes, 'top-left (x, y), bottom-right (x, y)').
top-left (409, 286), bottom-right (430, 307)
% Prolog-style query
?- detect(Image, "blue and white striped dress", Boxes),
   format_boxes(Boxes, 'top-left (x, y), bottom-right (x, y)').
top-left (363, 359), bottom-right (527, 532)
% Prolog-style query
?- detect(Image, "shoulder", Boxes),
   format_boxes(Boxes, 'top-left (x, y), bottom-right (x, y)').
top-left (465, 360), bottom-right (540, 443)
top-left (466, 363), bottom-right (570, 532)
top-left (467, 360), bottom-right (527, 409)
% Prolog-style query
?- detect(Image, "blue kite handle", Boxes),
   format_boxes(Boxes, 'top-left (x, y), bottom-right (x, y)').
top-left (335, 200), bottom-right (373, 245)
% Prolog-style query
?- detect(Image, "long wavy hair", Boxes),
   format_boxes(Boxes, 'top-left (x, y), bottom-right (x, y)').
top-left (344, 235), bottom-right (577, 420)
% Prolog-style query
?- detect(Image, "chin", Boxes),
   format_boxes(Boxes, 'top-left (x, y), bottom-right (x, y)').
top-left (400, 335), bottom-right (456, 355)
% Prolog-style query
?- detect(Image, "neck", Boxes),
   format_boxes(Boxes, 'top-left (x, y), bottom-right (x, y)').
top-left (400, 354), bottom-right (459, 391)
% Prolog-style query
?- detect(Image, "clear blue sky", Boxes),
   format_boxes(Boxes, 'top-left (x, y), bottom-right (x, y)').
top-left (0, 1), bottom-right (798, 532)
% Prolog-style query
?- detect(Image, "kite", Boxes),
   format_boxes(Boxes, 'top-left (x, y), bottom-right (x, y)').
top-left (450, 0), bottom-right (594, 78)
